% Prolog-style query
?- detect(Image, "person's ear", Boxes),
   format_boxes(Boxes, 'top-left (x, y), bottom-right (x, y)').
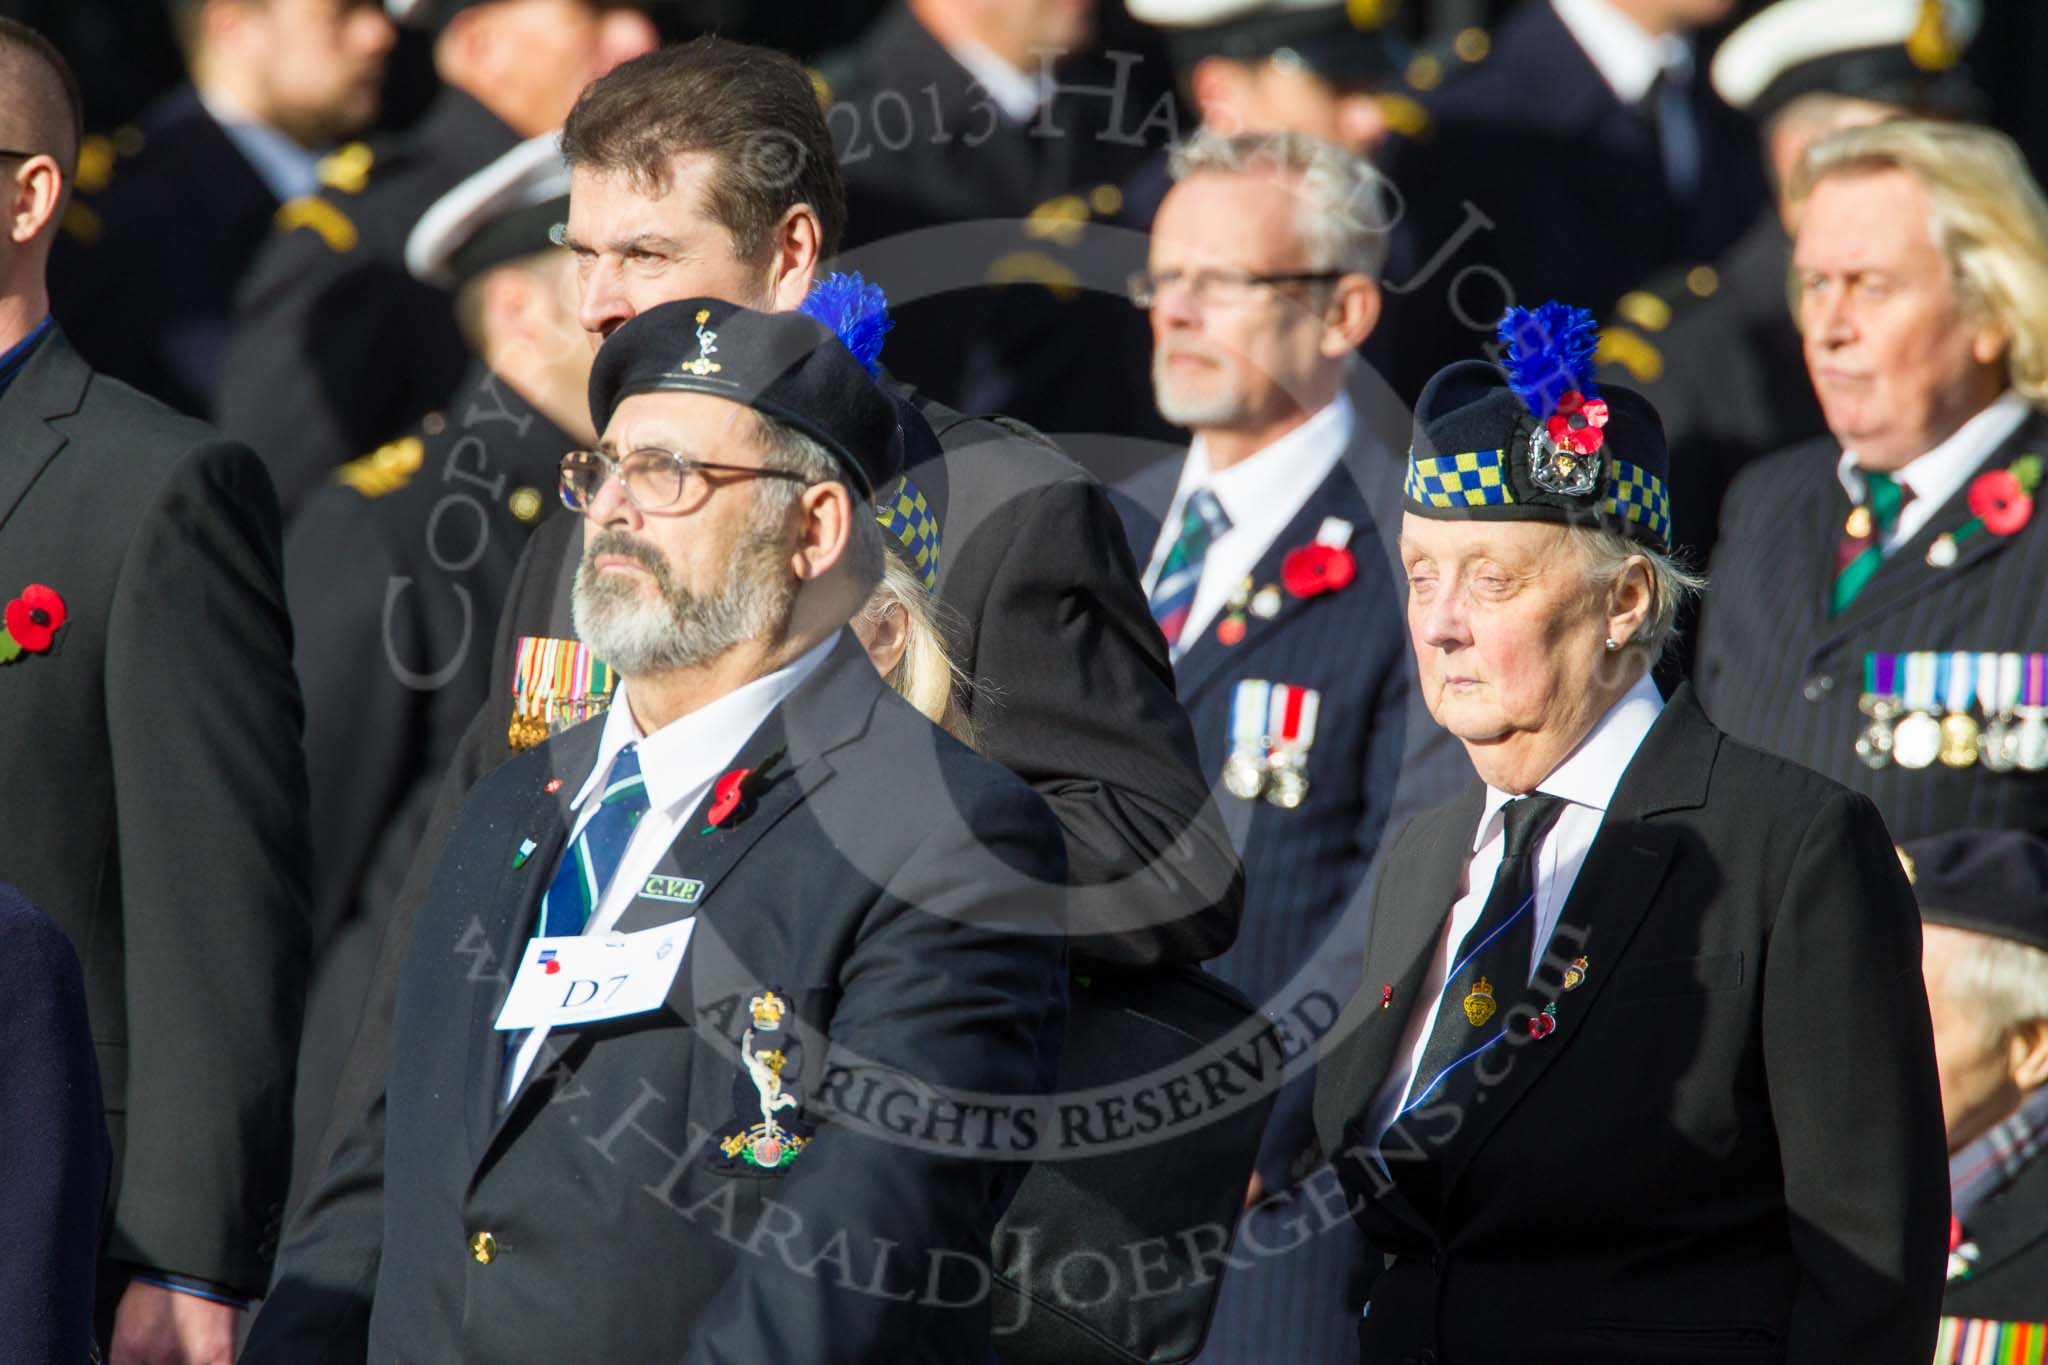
top-left (1602, 553), bottom-right (1655, 650)
top-left (764, 206), bottom-right (824, 311)
top-left (8, 155), bottom-right (65, 247)
top-left (855, 598), bottom-right (911, 678)
top-left (2011, 1019), bottom-right (2048, 1093)
top-left (1319, 273), bottom-right (1380, 357)
top-left (1972, 319), bottom-right (2010, 369)
top-left (790, 479), bottom-right (853, 581)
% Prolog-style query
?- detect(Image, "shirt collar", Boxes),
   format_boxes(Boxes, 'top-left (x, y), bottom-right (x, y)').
top-left (1474, 671), bottom-right (1665, 851)
top-left (1550, 0), bottom-right (1691, 103)
top-left (1178, 392), bottom-right (1356, 529)
top-left (947, 37), bottom-right (1049, 123)
top-left (1836, 390), bottom-right (2032, 509)
top-left (196, 84), bottom-right (323, 202)
top-left (0, 316), bottom-right (52, 402)
top-left (572, 630), bottom-right (841, 816)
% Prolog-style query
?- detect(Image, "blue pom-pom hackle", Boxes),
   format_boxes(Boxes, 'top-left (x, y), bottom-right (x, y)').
top-left (800, 272), bottom-right (893, 377)
top-left (1497, 301), bottom-right (1600, 420)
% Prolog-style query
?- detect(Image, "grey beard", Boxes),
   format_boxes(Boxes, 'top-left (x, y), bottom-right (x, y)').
top-left (571, 526), bottom-right (795, 678)
top-left (1151, 349), bottom-right (1249, 429)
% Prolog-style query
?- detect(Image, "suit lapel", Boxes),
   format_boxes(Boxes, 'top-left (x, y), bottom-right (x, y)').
top-left (480, 635), bottom-right (881, 1147)
top-left (1440, 687), bottom-right (1718, 1197)
top-left (1174, 462), bottom-right (1369, 703)
top-left (1820, 416), bottom-right (2046, 649)
top-left (0, 327), bottom-right (87, 534)
top-left (462, 726), bottom-right (597, 1162)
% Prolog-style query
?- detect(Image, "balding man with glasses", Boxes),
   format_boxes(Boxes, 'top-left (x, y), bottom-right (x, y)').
top-left (0, 19), bottom-right (311, 1365)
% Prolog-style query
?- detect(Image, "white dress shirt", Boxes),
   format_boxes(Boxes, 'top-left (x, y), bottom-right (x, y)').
top-left (948, 37), bottom-right (1050, 123)
top-left (504, 631), bottom-right (839, 1098)
top-left (1141, 393), bottom-right (1355, 658)
top-left (1369, 672), bottom-right (1665, 1145)
top-left (196, 85), bottom-right (322, 204)
top-left (1550, 0), bottom-right (1690, 103)
top-left (1837, 389), bottom-right (2031, 553)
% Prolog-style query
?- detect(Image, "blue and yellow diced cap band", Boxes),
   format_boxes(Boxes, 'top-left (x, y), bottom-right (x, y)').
top-left (874, 473), bottom-right (940, 591)
top-left (1402, 301), bottom-right (1675, 553)
top-left (1406, 448), bottom-right (1513, 507)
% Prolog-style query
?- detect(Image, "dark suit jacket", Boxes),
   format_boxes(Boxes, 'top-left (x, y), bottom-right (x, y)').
top-left (1366, 0), bottom-right (1766, 404)
top-left (1697, 411), bottom-right (2048, 841)
top-left (0, 882), bottom-right (109, 1359)
top-left (0, 326), bottom-right (311, 1294)
top-left (1943, 1145), bottom-right (2048, 1328)
top-left (1313, 687), bottom-right (1949, 1364)
top-left (1115, 440), bottom-right (1410, 1187)
top-left (244, 632), bottom-right (1069, 1362)
top-left (49, 83), bottom-right (279, 417)
top-left (216, 90), bottom-right (519, 514)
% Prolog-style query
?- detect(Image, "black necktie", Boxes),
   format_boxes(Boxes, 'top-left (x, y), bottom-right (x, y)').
top-left (1395, 794), bottom-right (1567, 1205)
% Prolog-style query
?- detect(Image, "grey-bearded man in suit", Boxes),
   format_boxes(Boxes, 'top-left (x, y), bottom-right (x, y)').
top-left (244, 298), bottom-right (1070, 1361)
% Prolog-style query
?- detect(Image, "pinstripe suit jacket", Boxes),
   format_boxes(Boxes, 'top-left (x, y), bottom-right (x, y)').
top-left (1696, 413), bottom-right (2048, 841)
top-left (1116, 441), bottom-right (1413, 1188)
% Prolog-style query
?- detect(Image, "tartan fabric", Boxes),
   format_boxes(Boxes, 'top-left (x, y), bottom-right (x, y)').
top-left (873, 473), bottom-right (940, 591)
top-left (1953, 1085), bottom-right (2048, 1234)
top-left (1148, 488), bottom-right (1231, 649)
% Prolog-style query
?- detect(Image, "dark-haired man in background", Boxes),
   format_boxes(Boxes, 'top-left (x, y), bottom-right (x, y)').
top-left (215, 0), bottom-right (656, 513)
top-left (47, 0), bottom-right (396, 416)
top-left (0, 19), bottom-right (311, 1364)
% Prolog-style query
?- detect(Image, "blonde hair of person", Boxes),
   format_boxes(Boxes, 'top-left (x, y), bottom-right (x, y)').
top-left (857, 552), bottom-right (978, 749)
top-left (1789, 119), bottom-right (2048, 406)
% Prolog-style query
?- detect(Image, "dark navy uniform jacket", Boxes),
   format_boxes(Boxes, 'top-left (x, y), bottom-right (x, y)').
top-left (49, 83), bottom-right (281, 417)
top-left (216, 90), bottom-right (518, 514)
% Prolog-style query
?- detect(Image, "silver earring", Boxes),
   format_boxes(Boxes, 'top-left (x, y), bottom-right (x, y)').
top-left (1604, 637), bottom-right (1620, 652)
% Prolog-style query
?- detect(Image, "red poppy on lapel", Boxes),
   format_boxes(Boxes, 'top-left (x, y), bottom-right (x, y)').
top-left (1969, 465), bottom-right (2035, 537)
top-left (700, 746), bottom-right (787, 835)
top-left (1, 583), bottom-right (66, 659)
top-left (1281, 543), bottom-right (1355, 599)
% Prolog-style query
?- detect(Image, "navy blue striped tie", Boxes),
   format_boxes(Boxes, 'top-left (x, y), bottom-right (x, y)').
top-left (539, 743), bottom-right (649, 937)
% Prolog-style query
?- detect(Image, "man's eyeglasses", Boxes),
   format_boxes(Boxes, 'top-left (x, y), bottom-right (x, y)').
top-left (559, 447), bottom-right (812, 515)
top-left (0, 149), bottom-right (42, 162)
top-left (1125, 267), bottom-right (1344, 309)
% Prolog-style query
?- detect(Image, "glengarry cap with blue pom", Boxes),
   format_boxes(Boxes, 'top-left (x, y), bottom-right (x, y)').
top-left (1404, 302), bottom-right (1674, 552)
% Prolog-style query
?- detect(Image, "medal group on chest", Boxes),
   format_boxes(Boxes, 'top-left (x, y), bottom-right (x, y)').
top-left (1856, 652), bottom-right (2048, 772)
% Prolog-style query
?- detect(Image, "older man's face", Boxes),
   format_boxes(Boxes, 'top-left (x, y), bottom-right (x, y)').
top-left (1147, 167), bottom-right (1345, 432)
top-left (571, 391), bottom-right (798, 677)
top-left (1794, 168), bottom-right (2007, 470)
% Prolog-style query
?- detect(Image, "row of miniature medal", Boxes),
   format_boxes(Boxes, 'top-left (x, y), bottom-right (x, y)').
top-left (1223, 680), bottom-right (1319, 808)
top-left (1856, 652), bottom-right (2048, 772)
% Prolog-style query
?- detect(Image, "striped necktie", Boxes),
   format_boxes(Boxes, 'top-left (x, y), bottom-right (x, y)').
top-left (540, 743), bottom-right (649, 937)
top-left (1832, 469), bottom-right (1913, 615)
top-left (1148, 487), bottom-right (1231, 649)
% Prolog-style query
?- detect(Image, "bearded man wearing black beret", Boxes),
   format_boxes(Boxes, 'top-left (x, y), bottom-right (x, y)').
top-left (245, 299), bottom-right (1070, 1363)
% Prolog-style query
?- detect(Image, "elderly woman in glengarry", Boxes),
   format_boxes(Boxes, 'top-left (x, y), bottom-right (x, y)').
top-left (1311, 303), bottom-right (1950, 1365)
